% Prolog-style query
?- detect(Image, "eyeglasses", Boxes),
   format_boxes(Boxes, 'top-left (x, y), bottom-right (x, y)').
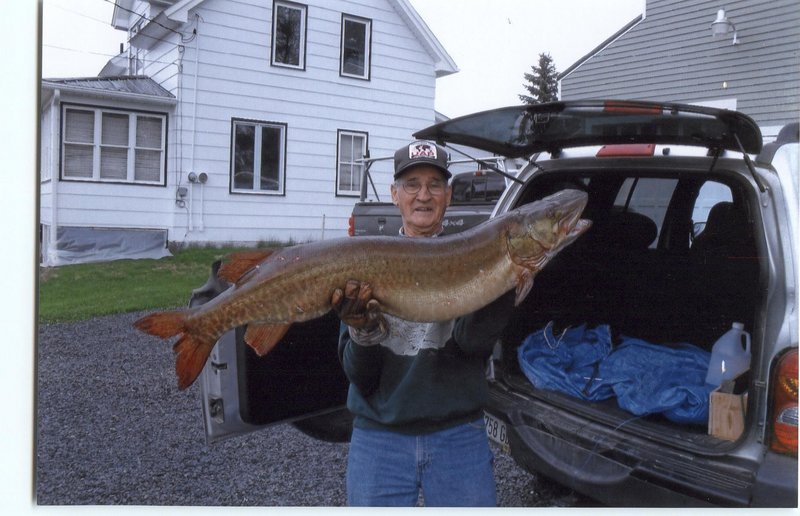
top-left (396, 179), bottom-right (447, 195)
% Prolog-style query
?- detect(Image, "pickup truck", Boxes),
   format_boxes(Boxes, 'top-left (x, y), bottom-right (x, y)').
top-left (192, 100), bottom-right (798, 507)
top-left (348, 156), bottom-right (513, 237)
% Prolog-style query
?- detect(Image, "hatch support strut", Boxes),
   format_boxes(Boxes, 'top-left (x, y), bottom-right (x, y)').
top-left (442, 144), bottom-right (525, 184)
top-left (733, 134), bottom-right (767, 193)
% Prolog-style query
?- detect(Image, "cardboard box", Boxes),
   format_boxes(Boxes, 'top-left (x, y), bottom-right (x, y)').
top-left (709, 389), bottom-right (748, 441)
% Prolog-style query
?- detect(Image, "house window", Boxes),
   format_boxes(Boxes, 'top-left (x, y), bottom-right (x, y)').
top-left (231, 119), bottom-right (287, 195)
top-left (340, 14), bottom-right (371, 80)
top-left (271, 1), bottom-right (307, 70)
top-left (336, 130), bottom-right (367, 196)
top-left (61, 105), bottom-right (166, 185)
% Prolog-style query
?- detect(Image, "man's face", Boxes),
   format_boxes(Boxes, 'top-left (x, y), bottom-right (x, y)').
top-left (390, 165), bottom-right (452, 237)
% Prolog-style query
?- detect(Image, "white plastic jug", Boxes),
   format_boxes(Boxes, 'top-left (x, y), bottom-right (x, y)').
top-left (705, 322), bottom-right (751, 386)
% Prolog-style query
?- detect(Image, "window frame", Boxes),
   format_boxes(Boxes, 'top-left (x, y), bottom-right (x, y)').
top-left (59, 103), bottom-right (167, 186)
top-left (339, 13), bottom-right (372, 80)
top-left (271, 0), bottom-right (308, 71)
top-left (229, 118), bottom-right (288, 196)
top-left (335, 129), bottom-right (368, 197)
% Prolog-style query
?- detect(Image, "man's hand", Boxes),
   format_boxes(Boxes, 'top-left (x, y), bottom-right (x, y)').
top-left (331, 279), bottom-right (387, 334)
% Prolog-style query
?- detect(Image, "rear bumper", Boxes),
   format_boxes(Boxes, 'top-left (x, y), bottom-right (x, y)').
top-left (486, 384), bottom-right (782, 507)
top-left (752, 451), bottom-right (799, 507)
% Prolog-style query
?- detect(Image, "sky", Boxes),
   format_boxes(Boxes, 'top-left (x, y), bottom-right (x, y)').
top-left (40, 0), bottom-right (645, 118)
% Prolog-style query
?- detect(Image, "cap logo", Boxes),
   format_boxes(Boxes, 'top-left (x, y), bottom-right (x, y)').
top-left (408, 143), bottom-right (437, 160)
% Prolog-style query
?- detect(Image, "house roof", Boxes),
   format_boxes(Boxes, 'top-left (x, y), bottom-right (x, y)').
top-left (390, 0), bottom-right (458, 78)
top-left (41, 76), bottom-right (176, 104)
top-left (112, 0), bottom-right (458, 77)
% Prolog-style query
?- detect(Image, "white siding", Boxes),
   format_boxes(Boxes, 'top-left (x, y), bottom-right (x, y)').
top-left (45, 92), bottom-right (176, 235)
top-left (162, 0), bottom-right (438, 244)
top-left (41, 0), bottom-right (446, 257)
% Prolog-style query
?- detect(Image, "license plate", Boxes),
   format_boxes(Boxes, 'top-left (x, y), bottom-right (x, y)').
top-left (483, 412), bottom-right (509, 451)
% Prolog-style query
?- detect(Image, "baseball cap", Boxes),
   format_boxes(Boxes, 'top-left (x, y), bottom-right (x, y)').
top-left (393, 140), bottom-right (451, 180)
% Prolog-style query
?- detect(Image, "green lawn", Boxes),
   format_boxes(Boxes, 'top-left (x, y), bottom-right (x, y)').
top-left (38, 246), bottom-right (265, 323)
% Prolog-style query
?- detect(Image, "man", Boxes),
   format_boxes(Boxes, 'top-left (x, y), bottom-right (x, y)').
top-left (331, 141), bottom-right (514, 506)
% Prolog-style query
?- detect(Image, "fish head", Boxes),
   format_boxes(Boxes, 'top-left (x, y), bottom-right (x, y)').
top-left (506, 189), bottom-right (592, 270)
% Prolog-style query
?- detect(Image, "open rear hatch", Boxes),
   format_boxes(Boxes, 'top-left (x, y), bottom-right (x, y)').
top-left (413, 100), bottom-right (762, 157)
top-left (416, 100), bottom-right (766, 459)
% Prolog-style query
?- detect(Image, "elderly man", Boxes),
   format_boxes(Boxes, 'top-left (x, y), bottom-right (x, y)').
top-left (332, 141), bottom-right (514, 507)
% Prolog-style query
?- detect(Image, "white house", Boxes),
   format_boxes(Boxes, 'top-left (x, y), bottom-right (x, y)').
top-left (40, 0), bottom-right (457, 266)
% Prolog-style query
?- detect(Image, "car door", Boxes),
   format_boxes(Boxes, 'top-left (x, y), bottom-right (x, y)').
top-left (192, 262), bottom-right (349, 444)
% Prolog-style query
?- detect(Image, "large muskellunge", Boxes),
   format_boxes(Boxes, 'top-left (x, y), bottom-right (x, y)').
top-left (134, 189), bottom-right (591, 389)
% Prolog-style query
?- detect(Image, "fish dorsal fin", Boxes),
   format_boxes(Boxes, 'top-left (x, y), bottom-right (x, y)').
top-left (514, 269), bottom-right (535, 306)
top-left (244, 322), bottom-right (291, 356)
top-left (218, 250), bottom-right (274, 284)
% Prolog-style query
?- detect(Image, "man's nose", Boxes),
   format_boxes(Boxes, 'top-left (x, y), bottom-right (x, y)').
top-left (415, 185), bottom-right (434, 200)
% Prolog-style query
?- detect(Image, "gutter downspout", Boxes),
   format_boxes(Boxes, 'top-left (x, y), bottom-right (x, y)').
top-left (48, 89), bottom-right (60, 266)
top-left (189, 18), bottom-right (200, 233)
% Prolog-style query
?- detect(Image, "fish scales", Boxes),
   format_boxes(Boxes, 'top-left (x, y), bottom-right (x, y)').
top-left (193, 222), bottom-right (512, 328)
top-left (134, 189), bottom-right (591, 389)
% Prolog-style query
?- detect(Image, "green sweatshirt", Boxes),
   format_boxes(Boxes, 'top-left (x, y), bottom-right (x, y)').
top-left (337, 291), bottom-right (515, 435)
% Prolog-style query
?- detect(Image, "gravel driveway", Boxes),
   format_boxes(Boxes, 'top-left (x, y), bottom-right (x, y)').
top-left (36, 311), bottom-right (593, 507)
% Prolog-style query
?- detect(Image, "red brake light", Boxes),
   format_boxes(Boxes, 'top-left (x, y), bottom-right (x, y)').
top-left (770, 349), bottom-right (798, 456)
top-left (603, 101), bottom-right (663, 114)
top-left (348, 215), bottom-right (355, 237)
top-left (596, 144), bottom-right (656, 157)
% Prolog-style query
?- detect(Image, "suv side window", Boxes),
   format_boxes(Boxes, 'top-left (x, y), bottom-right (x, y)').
top-left (614, 178), bottom-right (678, 248)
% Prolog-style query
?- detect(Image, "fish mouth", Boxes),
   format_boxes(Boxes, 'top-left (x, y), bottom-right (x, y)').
top-left (552, 189), bottom-right (591, 246)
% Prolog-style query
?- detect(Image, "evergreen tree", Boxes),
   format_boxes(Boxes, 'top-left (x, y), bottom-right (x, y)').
top-left (519, 53), bottom-right (559, 104)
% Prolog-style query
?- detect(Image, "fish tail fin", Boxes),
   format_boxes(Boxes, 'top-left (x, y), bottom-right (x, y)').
top-left (173, 333), bottom-right (216, 390)
top-left (134, 310), bottom-right (213, 390)
top-left (133, 310), bottom-right (188, 338)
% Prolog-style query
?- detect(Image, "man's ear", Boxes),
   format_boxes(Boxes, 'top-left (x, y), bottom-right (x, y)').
top-left (390, 183), bottom-right (399, 205)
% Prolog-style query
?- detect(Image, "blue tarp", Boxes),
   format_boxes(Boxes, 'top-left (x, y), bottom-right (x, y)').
top-left (518, 324), bottom-right (715, 424)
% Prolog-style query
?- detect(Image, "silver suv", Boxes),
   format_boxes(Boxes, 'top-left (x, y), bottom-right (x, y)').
top-left (194, 100), bottom-right (798, 507)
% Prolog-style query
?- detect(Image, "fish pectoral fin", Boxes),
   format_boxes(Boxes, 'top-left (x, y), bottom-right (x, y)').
top-left (244, 322), bottom-right (291, 356)
top-left (218, 249), bottom-right (275, 284)
top-left (514, 269), bottom-right (535, 306)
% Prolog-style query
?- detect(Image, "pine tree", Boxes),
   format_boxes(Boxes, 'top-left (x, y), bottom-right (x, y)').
top-left (519, 53), bottom-right (559, 105)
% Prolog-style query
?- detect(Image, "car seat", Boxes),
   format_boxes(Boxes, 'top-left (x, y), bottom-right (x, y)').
top-left (690, 201), bottom-right (759, 346)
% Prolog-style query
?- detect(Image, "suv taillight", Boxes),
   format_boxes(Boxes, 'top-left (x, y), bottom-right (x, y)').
top-left (348, 215), bottom-right (355, 237)
top-left (769, 348), bottom-right (798, 456)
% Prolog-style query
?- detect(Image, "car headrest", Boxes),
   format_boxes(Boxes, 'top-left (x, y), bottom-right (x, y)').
top-left (587, 210), bottom-right (658, 250)
top-left (692, 201), bottom-right (750, 253)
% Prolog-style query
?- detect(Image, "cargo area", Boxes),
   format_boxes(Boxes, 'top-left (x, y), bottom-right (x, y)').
top-left (496, 166), bottom-right (762, 446)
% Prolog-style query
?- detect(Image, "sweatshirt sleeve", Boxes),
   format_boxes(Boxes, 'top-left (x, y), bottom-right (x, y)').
top-left (452, 290), bottom-right (515, 356)
top-left (337, 323), bottom-right (383, 397)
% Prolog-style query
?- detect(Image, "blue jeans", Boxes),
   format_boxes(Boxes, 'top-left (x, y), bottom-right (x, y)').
top-left (346, 419), bottom-right (496, 507)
